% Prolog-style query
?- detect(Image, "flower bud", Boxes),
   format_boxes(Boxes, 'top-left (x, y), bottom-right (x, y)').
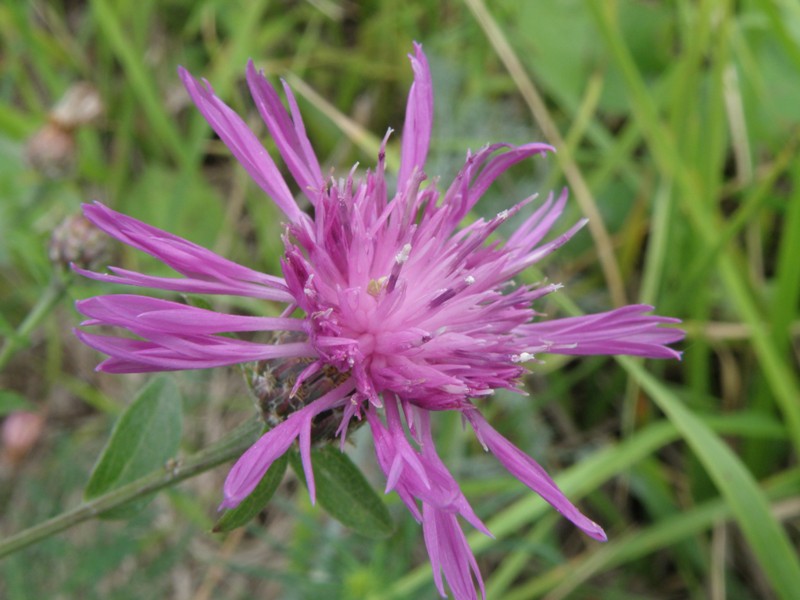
top-left (2, 411), bottom-right (45, 466)
top-left (50, 82), bottom-right (103, 129)
top-left (25, 82), bottom-right (103, 178)
top-left (246, 334), bottom-right (357, 443)
top-left (24, 122), bottom-right (76, 178)
top-left (49, 213), bottom-right (112, 270)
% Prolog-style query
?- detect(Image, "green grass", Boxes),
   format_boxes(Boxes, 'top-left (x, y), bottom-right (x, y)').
top-left (1, 0), bottom-right (799, 598)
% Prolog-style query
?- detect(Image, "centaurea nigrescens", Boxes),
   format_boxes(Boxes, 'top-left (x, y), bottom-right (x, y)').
top-left (75, 44), bottom-right (683, 599)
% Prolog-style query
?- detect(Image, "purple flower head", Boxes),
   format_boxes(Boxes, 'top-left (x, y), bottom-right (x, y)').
top-left (75, 44), bottom-right (683, 599)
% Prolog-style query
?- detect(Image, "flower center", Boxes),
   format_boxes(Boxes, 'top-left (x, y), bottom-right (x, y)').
top-left (357, 332), bottom-right (376, 356)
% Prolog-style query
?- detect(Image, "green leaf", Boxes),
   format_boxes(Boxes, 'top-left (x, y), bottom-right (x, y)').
top-left (84, 376), bottom-right (183, 519)
top-left (213, 452), bottom-right (288, 533)
top-left (289, 446), bottom-right (393, 539)
top-left (0, 389), bottom-right (31, 416)
top-left (622, 359), bottom-right (800, 600)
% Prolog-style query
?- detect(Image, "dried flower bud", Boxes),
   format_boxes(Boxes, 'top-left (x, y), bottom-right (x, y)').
top-left (50, 82), bottom-right (103, 129)
top-left (24, 123), bottom-right (76, 178)
top-left (2, 411), bottom-right (45, 466)
top-left (25, 82), bottom-right (103, 178)
top-left (49, 213), bottom-right (112, 270)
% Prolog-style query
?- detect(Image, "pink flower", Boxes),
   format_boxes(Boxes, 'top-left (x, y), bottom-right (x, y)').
top-left (75, 44), bottom-right (683, 599)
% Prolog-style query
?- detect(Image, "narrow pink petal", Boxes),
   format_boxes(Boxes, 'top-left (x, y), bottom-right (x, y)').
top-left (514, 218), bottom-right (588, 269)
top-left (466, 409), bottom-right (607, 542)
top-left (505, 189), bottom-right (567, 251)
top-left (422, 504), bottom-right (446, 597)
top-left (365, 406), bottom-right (423, 520)
top-left (179, 67), bottom-right (309, 225)
top-left (468, 143), bottom-right (554, 202)
top-left (221, 380), bottom-right (355, 508)
top-left (417, 410), bottom-right (492, 538)
top-left (397, 42), bottom-right (433, 192)
top-left (75, 329), bottom-right (314, 373)
top-left (136, 309), bottom-right (303, 334)
top-left (76, 295), bottom-right (304, 335)
top-left (221, 419), bottom-right (304, 510)
top-left (246, 61), bottom-right (324, 203)
top-left (366, 404), bottom-right (493, 598)
top-left (385, 455), bottom-right (405, 493)
top-left (79, 202), bottom-right (292, 301)
top-left (298, 409), bottom-right (316, 504)
top-left (97, 357), bottom-right (187, 374)
top-left (422, 505), bottom-right (485, 600)
top-left (366, 402), bottom-right (429, 494)
top-left (440, 143), bottom-right (551, 231)
top-left (516, 305), bottom-right (684, 360)
top-left (280, 78), bottom-right (323, 191)
top-left (75, 265), bottom-right (293, 302)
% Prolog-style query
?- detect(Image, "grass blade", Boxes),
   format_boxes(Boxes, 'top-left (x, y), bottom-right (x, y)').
top-left (621, 358), bottom-right (800, 600)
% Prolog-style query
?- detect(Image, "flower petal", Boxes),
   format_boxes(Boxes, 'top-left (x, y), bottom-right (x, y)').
top-left (75, 329), bottom-right (314, 373)
top-left (442, 143), bottom-right (554, 230)
top-left (397, 43), bottom-right (434, 192)
top-left (246, 61), bottom-right (324, 204)
top-left (221, 380), bottom-right (355, 508)
top-left (422, 504), bottom-right (485, 600)
top-left (77, 294), bottom-right (305, 335)
top-left (79, 202), bottom-right (292, 301)
top-left (466, 409), bottom-right (607, 542)
top-left (517, 304), bottom-right (684, 360)
top-left (179, 67), bottom-right (310, 225)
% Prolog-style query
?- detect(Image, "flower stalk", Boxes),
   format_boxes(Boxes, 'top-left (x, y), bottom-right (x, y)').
top-left (0, 417), bottom-right (262, 559)
top-left (0, 276), bottom-right (69, 372)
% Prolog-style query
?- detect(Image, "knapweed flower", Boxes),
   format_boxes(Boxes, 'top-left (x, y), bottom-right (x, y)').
top-left (75, 44), bottom-right (683, 599)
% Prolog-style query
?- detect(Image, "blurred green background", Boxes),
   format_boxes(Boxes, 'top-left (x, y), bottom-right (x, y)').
top-left (1, 0), bottom-right (799, 598)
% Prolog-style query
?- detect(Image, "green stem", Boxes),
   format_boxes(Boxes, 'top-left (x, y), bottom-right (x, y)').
top-left (0, 417), bottom-right (262, 559)
top-left (0, 276), bottom-right (68, 372)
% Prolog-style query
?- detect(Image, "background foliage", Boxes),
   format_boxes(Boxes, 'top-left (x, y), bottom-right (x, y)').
top-left (1, 0), bottom-right (799, 598)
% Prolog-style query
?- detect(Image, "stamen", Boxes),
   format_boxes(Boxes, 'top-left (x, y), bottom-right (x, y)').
top-left (303, 273), bottom-right (315, 297)
top-left (419, 326), bottom-right (446, 345)
top-left (387, 243), bottom-right (412, 293)
top-left (429, 288), bottom-right (456, 308)
top-left (428, 274), bottom-right (475, 310)
top-left (312, 307), bottom-right (333, 320)
top-left (395, 243), bottom-right (412, 264)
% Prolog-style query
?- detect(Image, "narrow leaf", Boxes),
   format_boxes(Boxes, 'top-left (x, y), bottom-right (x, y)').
top-left (213, 452), bottom-right (288, 533)
top-left (84, 376), bottom-right (182, 518)
top-left (289, 447), bottom-right (393, 539)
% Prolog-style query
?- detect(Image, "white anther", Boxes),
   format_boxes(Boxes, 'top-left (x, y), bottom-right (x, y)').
top-left (511, 352), bottom-right (535, 363)
top-left (464, 275), bottom-right (475, 285)
top-left (304, 274), bottom-right (315, 296)
top-left (497, 209), bottom-right (509, 221)
top-left (312, 307), bottom-right (333, 320)
top-left (395, 243), bottom-right (412, 264)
